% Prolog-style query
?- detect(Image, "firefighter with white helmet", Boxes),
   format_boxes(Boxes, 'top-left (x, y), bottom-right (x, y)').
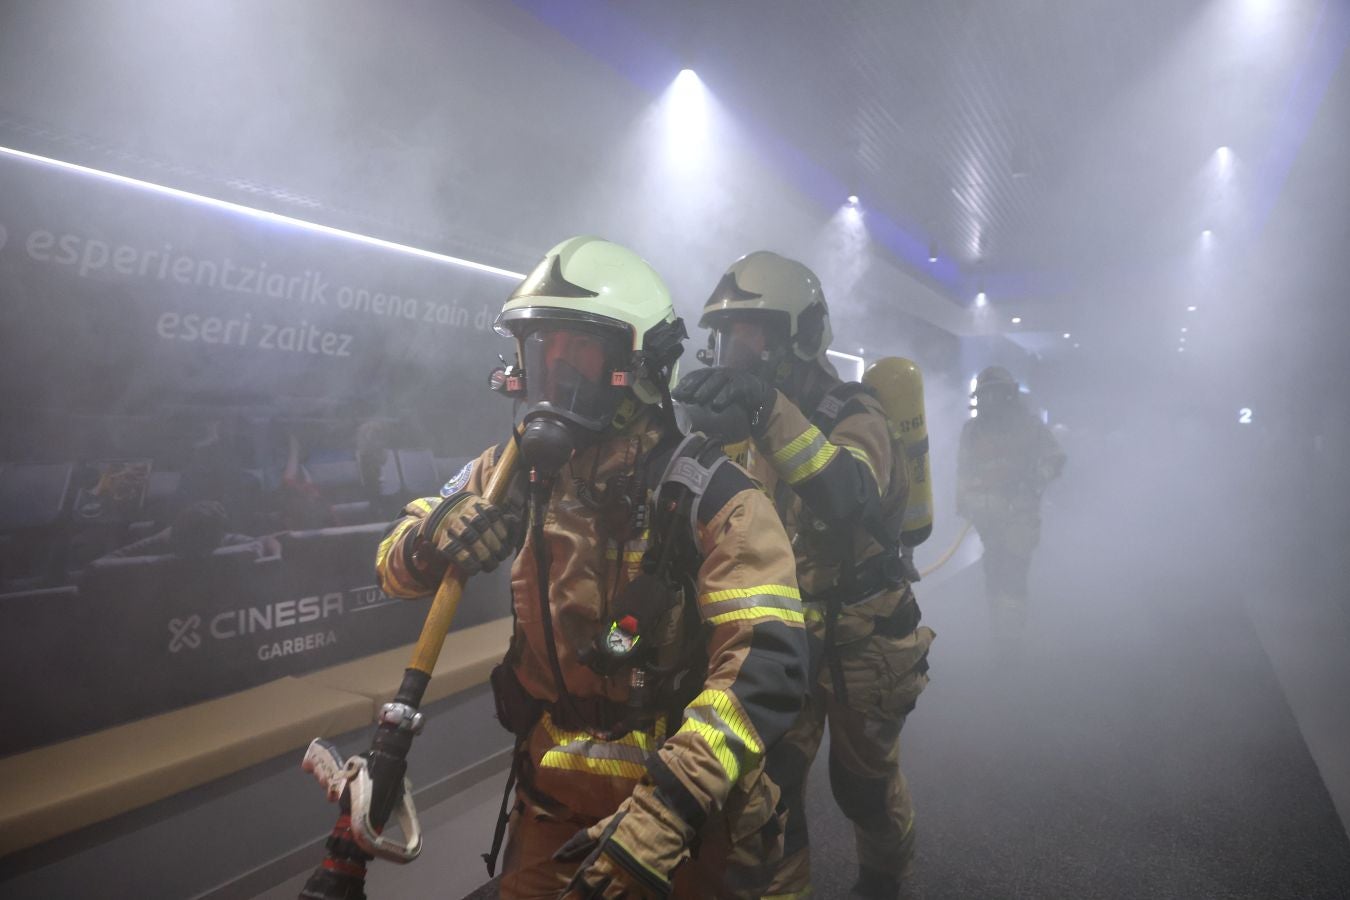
top-left (375, 237), bottom-right (809, 898)
top-left (674, 250), bottom-right (935, 899)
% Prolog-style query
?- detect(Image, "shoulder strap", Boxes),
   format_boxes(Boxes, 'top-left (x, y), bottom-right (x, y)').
top-left (642, 431), bottom-right (757, 575)
top-left (652, 433), bottom-right (729, 544)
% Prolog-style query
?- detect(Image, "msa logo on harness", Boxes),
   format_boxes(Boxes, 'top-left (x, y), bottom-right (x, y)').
top-left (816, 394), bottom-right (846, 420)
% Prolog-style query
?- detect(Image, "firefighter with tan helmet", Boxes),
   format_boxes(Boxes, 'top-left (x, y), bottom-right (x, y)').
top-left (958, 365), bottom-right (1066, 642)
top-left (374, 237), bottom-right (809, 898)
top-left (673, 251), bottom-right (935, 900)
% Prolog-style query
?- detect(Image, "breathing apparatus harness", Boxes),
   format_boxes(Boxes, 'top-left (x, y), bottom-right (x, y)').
top-left (795, 377), bottom-right (914, 706)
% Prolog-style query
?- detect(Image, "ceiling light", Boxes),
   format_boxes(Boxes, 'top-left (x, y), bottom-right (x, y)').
top-left (1181, 327), bottom-right (1188, 333)
top-left (927, 242), bottom-right (938, 263)
top-left (1216, 146), bottom-right (1232, 173)
top-left (1073, 342), bottom-right (1080, 348)
top-left (1187, 305), bottom-right (1198, 312)
top-left (1178, 347), bottom-right (1185, 353)
top-left (1180, 337), bottom-right (1186, 343)
top-left (1062, 332), bottom-right (1071, 339)
top-left (975, 291), bottom-right (988, 308)
top-left (1202, 229), bottom-right (1213, 238)
top-left (847, 195), bottom-right (859, 206)
top-left (1011, 316), bottom-right (1022, 324)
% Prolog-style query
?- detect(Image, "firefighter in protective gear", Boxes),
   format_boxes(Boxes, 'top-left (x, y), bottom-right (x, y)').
top-left (673, 251), bottom-right (935, 900)
top-left (957, 366), bottom-right (1066, 639)
top-left (376, 237), bottom-right (808, 899)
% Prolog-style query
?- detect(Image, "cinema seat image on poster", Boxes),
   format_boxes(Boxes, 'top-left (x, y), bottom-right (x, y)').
top-left (0, 150), bottom-right (517, 756)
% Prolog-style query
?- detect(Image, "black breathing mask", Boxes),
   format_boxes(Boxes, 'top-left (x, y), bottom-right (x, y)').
top-left (512, 325), bottom-right (632, 476)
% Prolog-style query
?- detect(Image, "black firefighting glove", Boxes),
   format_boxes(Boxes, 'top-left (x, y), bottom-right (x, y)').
top-left (672, 366), bottom-right (776, 438)
top-left (554, 783), bottom-right (695, 898)
top-left (421, 491), bottom-right (516, 576)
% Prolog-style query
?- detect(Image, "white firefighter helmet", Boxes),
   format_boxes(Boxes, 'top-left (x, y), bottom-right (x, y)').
top-left (699, 251), bottom-right (833, 364)
top-left (496, 236), bottom-right (685, 411)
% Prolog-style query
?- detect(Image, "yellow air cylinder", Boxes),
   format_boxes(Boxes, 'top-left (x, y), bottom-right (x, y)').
top-left (863, 357), bottom-right (934, 546)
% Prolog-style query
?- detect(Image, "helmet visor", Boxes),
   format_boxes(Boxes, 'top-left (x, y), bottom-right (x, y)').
top-left (707, 312), bottom-right (790, 372)
top-left (712, 321), bottom-right (771, 369)
top-left (522, 326), bottom-right (630, 431)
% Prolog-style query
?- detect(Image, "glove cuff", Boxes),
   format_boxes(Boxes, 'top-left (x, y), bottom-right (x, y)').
top-left (604, 834), bottom-right (675, 897)
top-left (604, 782), bottom-right (696, 891)
top-left (418, 490), bottom-right (476, 544)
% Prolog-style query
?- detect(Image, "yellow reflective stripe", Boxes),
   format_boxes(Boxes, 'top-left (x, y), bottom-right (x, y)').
top-left (706, 606), bottom-right (805, 626)
top-left (844, 445), bottom-right (878, 484)
top-left (376, 517), bottom-right (424, 594)
top-left (701, 584), bottom-right (803, 625)
top-left (681, 718), bottom-right (739, 783)
top-left (786, 443), bottom-right (838, 484)
top-left (537, 713), bottom-right (659, 780)
top-left (771, 425), bottom-right (824, 465)
top-left (701, 583), bottom-right (801, 605)
top-left (605, 530), bottom-right (649, 563)
top-left (540, 714), bottom-right (657, 751)
top-left (376, 520), bottom-right (411, 567)
top-left (770, 425), bottom-right (840, 484)
top-left (409, 498), bottom-right (436, 515)
top-left (678, 689), bottom-right (763, 785)
top-left (539, 750), bottom-right (647, 780)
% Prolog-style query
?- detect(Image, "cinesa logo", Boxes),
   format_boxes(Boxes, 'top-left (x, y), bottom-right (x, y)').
top-left (209, 593), bottom-right (344, 639)
top-left (166, 593), bottom-right (345, 655)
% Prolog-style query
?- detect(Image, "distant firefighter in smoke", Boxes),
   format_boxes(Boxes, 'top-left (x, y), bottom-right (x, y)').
top-left (957, 366), bottom-right (1065, 641)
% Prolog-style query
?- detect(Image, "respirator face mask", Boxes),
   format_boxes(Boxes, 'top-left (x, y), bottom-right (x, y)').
top-left (517, 325), bottom-right (631, 476)
top-left (699, 312), bottom-right (790, 378)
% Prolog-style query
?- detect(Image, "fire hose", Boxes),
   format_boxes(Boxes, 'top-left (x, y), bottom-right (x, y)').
top-left (918, 520), bottom-right (973, 579)
top-left (297, 438), bottom-right (520, 900)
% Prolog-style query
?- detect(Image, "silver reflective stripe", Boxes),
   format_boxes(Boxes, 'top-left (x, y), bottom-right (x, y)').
top-left (551, 739), bottom-right (650, 765)
top-left (700, 590), bottom-right (802, 621)
top-left (776, 428), bottom-right (829, 479)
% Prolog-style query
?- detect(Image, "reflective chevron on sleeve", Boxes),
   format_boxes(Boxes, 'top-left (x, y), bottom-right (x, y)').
top-left (675, 689), bottom-right (764, 785)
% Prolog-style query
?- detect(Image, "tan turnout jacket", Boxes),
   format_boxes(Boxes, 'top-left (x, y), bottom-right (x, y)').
top-left (376, 419), bottom-right (808, 831)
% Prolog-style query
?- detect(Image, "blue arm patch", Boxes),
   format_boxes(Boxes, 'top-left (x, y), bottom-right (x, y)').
top-left (440, 460), bottom-right (474, 497)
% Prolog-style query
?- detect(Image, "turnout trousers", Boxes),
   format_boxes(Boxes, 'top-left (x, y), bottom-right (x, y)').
top-left (761, 610), bottom-right (935, 897)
